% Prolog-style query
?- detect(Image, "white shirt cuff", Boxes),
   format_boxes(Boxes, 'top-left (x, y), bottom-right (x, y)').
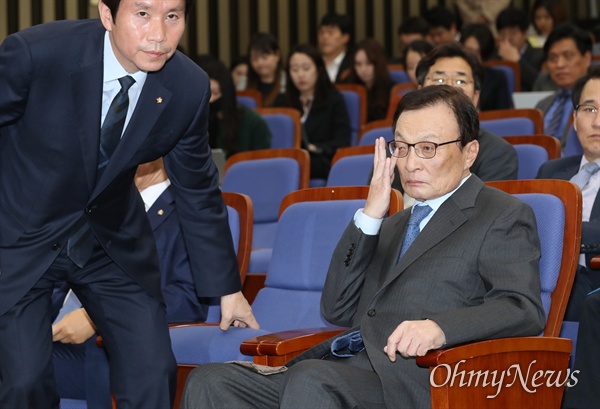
top-left (353, 208), bottom-right (383, 235)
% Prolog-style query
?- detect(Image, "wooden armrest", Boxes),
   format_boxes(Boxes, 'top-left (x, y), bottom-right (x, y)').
top-left (591, 255), bottom-right (600, 270)
top-left (416, 337), bottom-right (572, 408)
top-left (240, 327), bottom-right (346, 366)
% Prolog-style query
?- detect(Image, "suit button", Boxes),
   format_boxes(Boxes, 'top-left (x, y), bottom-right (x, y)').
top-left (85, 206), bottom-right (92, 214)
top-left (367, 309), bottom-right (376, 317)
top-left (52, 243), bottom-right (61, 251)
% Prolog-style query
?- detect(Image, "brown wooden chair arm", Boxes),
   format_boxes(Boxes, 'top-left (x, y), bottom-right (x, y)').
top-left (417, 337), bottom-right (572, 409)
top-left (591, 255), bottom-right (600, 270)
top-left (240, 327), bottom-right (346, 366)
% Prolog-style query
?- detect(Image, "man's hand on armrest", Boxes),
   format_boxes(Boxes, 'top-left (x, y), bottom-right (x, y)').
top-left (384, 319), bottom-right (446, 362)
top-left (219, 291), bottom-right (260, 330)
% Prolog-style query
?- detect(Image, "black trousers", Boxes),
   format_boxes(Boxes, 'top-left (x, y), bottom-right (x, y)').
top-left (0, 244), bottom-right (176, 409)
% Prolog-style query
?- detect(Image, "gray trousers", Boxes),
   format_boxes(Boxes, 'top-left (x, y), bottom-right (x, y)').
top-left (182, 351), bottom-right (386, 409)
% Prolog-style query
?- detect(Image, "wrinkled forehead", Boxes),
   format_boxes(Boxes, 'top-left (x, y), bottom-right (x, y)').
top-left (394, 102), bottom-right (458, 141)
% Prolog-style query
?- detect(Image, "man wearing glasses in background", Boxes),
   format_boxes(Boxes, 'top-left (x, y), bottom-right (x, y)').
top-left (182, 85), bottom-right (545, 409)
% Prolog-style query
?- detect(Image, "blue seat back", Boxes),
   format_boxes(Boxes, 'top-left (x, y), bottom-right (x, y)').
top-left (326, 154), bottom-right (374, 186)
top-left (359, 127), bottom-right (394, 146)
top-left (262, 113), bottom-right (296, 148)
top-left (339, 90), bottom-right (362, 146)
top-left (222, 157), bottom-right (300, 249)
top-left (481, 117), bottom-right (536, 136)
top-left (251, 199), bottom-right (366, 332)
top-left (514, 193), bottom-right (565, 320)
top-left (237, 95), bottom-right (258, 109)
top-left (514, 144), bottom-right (549, 179)
top-left (563, 124), bottom-right (583, 157)
top-left (389, 69), bottom-right (410, 84)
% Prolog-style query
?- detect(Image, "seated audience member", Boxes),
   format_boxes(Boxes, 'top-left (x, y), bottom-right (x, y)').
top-left (461, 23), bottom-right (513, 111)
top-left (403, 40), bottom-right (434, 85)
top-left (415, 42), bottom-right (518, 182)
top-left (535, 23), bottom-right (592, 146)
top-left (536, 67), bottom-right (600, 321)
top-left (528, 0), bottom-right (568, 47)
top-left (230, 55), bottom-right (249, 90)
top-left (394, 16), bottom-right (430, 61)
top-left (563, 290), bottom-right (600, 408)
top-left (344, 38), bottom-right (394, 122)
top-left (196, 55), bottom-right (272, 157)
top-left (52, 158), bottom-right (209, 406)
top-left (424, 5), bottom-right (460, 46)
top-left (181, 85), bottom-right (545, 409)
top-left (318, 12), bottom-right (354, 84)
top-left (246, 33), bottom-right (286, 107)
top-left (280, 44), bottom-right (351, 179)
top-left (454, 0), bottom-right (510, 36)
top-left (496, 7), bottom-right (545, 92)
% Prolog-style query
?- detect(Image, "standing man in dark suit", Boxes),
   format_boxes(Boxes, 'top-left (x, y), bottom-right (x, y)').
top-left (535, 23), bottom-right (592, 147)
top-left (537, 66), bottom-right (600, 321)
top-left (52, 157), bottom-right (213, 407)
top-left (182, 85), bottom-right (545, 409)
top-left (0, 1), bottom-right (258, 407)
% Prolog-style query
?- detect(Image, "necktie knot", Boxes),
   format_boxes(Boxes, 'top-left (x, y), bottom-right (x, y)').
top-left (408, 204), bottom-right (433, 226)
top-left (571, 161), bottom-right (600, 189)
top-left (118, 75), bottom-right (135, 93)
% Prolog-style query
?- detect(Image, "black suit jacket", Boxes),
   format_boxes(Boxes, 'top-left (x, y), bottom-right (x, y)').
top-left (0, 20), bottom-right (240, 316)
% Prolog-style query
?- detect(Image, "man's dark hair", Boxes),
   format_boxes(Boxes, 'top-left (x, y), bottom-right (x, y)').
top-left (402, 40), bottom-right (434, 68)
top-left (543, 23), bottom-right (593, 60)
top-left (319, 12), bottom-right (353, 38)
top-left (496, 7), bottom-right (529, 32)
top-left (424, 5), bottom-right (456, 30)
top-left (392, 85), bottom-right (480, 147)
top-left (571, 65), bottom-right (600, 108)
top-left (398, 16), bottom-right (430, 37)
top-left (102, 0), bottom-right (195, 21)
top-left (415, 42), bottom-right (485, 92)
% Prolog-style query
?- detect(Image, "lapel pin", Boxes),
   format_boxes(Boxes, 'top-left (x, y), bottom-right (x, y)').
top-left (156, 97), bottom-right (163, 104)
top-left (158, 209), bottom-right (164, 216)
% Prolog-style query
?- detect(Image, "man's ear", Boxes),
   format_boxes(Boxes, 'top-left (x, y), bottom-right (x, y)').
top-left (98, 1), bottom-right (114, 31)
top-left (465, 140), bottom-right (479, 169)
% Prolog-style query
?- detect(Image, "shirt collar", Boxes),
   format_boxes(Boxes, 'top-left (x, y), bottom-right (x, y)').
top-left (103, 31), bottom-right (148, 87)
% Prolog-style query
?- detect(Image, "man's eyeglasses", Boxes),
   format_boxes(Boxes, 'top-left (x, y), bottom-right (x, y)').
top-left (425, 75), bottom-right (474, 88)
top-left (575, 104), bottom-right (599, 118)
top-left (388, 139), bottom-right (462, 159)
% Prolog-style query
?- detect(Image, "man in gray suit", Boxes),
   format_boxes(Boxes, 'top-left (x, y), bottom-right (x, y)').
top-left (535, 23), bottom-right (592, 147)
top-left (181, 85), bottom-right (546, 409)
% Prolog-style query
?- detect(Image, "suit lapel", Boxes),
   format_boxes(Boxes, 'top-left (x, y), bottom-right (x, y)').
top-left (92, 74), bottom-right (172, 198)
top-left (70, 45), bottom-right (104, 194)
top-left (376, 177), bottom-right (483, 292)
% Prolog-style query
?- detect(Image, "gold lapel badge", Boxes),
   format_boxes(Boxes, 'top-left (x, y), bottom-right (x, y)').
top-left (156, 97), bottom-right (163, 104)
top-left (158, 209), bottom-right (164, 216)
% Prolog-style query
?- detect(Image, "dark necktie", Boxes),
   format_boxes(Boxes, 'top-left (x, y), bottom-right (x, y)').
top-left (97, 75), bottom-right (135, 173)
top-left (397, 204), bottom-right (433, 262)
top-left (545, 91), bottom-right (569, 139)
top-left (67, 76), bottom-right (135, 268)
